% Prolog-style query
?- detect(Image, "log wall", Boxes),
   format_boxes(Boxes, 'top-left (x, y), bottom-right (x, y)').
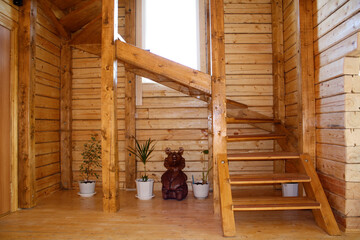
top-left (34, 1), bottom-right (62, 199)
top-left (224, 0), bottom-right (274, 175)
top-left (71, 6), bottom-right (126, 189)
top-left (283, 0), bottom-right (299, 139)
top-left (313, 0), bottom-right (360, 231)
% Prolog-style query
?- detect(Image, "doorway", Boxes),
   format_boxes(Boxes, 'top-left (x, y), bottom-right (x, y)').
top-left (0, 24), bottom-right (11, 217)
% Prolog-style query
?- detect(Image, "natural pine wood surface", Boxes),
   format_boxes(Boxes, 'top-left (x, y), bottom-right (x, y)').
top-left (1, 190), bottom-right (359, 239)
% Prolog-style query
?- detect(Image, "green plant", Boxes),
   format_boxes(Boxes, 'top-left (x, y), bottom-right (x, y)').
top-left (127, 138), bottom-right (156, 182)
top-left (201, 150), bottom-right (212, 184)
top-left (80, 134), bottom-right (102, 183)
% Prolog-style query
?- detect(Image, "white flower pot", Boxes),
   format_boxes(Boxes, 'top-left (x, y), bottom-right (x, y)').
top-left (136, 179), bottom-right (154, 200)
top-left (192, 182), bottom-right (210, 199)
top-left (78, 180), bottom-right (96, 197)
top-left (282, 183), bottom-right (298, 197)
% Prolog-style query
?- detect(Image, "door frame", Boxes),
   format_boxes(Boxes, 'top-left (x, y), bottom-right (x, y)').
top-left (0, 12), bottom-right (19, 213)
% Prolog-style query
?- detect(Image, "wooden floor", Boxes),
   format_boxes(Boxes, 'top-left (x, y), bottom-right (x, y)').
top-left (0, 189), bottom-right (359, 239)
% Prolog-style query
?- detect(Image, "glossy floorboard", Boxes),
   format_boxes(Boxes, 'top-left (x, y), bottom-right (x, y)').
top-left (0, 190), bottom-right (359, 240)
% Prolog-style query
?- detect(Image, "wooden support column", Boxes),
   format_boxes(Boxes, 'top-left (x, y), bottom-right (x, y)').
top-left (60, 41), bottom-right (72, 189)
top-left (296, 0), bottom-right (316, 159)
top-left (101, 0), bottom-right (120, 212)
top-left (271, 0), bottom-right (285, 177)
top-left (125, 0), bottom-right (136, 190)
top-left (18, 0), bottom-right (37, 209)
top-left (210, 0), bottom-right (227, 216)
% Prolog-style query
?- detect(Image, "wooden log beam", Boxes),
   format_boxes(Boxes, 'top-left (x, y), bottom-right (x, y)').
top-left (297, 0), bottom-right (316, 159)
top-left (60, 0), bottom-right (102, 33)
top-left (210, 0), bottom-right (227, 219)
top-left (71, 44), bottom-right (101, 56)
top-left (101, 0), bottom-right (120, 213)
top-left (18, 0), bottom-right (37, 208)
top-left (37, 0), bottom-right (70, 39)
top-left (124, 0), bottom-right (136, 189)
top-left (60, 41), bottom-right (72, 189)
top-left (115, 40), bottom-right (212, 95)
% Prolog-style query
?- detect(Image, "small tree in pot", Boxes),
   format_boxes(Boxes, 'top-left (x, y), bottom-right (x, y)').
top-left (192, 150), bottom-right (212, 199)
top-left (127, 137), bottom-right (156, 200)
top-left (79, 134), bottom-right (101, 197)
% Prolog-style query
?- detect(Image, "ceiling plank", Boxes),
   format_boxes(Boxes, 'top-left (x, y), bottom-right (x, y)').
top-left (38, 0), bottom-right (70, 39)
top-left (70, 14), bottom-right (102, 45)
top-left (51, 0), bottom-right (84, 11)
top-left (60, 0), bottom-right (102, 33)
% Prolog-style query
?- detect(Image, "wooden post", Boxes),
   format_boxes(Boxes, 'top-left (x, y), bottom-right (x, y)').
top-left (101, 0), bottom-right (120, 212)
top-left (60, 41), bottom-right (73, 189)
top-left (125, 0), bottom-right (136, 190)
top-left (210, 0), bottom-right (227, 216)
top-left (18, 0), bottom-right (37, 209)
top-left (218, 154), bottom-right (236, 236)
top-left (271, 0), bottom-right (285, 179)
top-left (296, 0), bottom-right (316, 159)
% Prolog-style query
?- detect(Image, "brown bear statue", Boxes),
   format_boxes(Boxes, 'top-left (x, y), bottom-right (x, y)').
top-left (161, 147), bottom-right (188, 201)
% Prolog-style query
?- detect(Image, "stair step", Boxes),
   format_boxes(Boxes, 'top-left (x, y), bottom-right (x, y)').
top-left (227, 118), bottom-right (280, 124)
top-left (229, 173), bottom-right (310, 185)
top-left (232, 197), bottom-right (321, 211)
top-left (227, 133), bottom-right (286, 142)
top-left (228, 152), bottom-right (299, 161)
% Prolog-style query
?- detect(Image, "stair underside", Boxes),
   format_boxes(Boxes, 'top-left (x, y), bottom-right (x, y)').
top-left (227, 152), bottom-right (299, 161)
top-left (233, 197), bottom-right (320, 211)
top-left (227, 134), bottom-right (286, 142)
top-left (229, 173), bottom-right (310, 185)
top-left (227, 118), bottom-right (280, 124)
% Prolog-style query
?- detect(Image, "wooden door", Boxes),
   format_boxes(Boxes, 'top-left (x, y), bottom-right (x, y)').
top-left (0, 25), bottom-right (11, 216)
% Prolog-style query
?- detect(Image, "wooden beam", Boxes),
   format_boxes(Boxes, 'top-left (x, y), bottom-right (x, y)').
top-left (217, 154), bottom-right (236, 237)
top-left (297, 0), bottom-right (316, 159)
top-left (115, 40), bottom-right (212, 95)
top-left (101, 0), bottom-right (120, 213)
top-left (37, 0), bottom-right (70, 39)
top-left (124, 0), bottom-right (136, 189)
top-left (18, 0), bottom-right (37, 209)
top-left (296, 154), bottom-right (341, 235)
top-left (60, 0), bottom-right (102, 33)
top-left (210, 0), bottom-right (227, 218)
top-left (70, 14), bottom-right (102, 45)
top-left (271, 0), bottom-right (285, 178)
top-left (60, 41), bottom-right (72, 189)
top-left (71, 43), bottom-right (101, 56)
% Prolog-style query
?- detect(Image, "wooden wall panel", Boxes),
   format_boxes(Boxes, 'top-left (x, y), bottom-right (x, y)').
top-left (224, 0), bottom-right (274, 175)
top-left (34, 2), bottom-right (61, 199)
top-left (313, 0), bottom-right (360, 231)
top-left (283, 0), bottom-right (299, 139)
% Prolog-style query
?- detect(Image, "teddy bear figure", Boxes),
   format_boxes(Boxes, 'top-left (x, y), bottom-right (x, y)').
top-left (161, 147), bottom-right (188, 201)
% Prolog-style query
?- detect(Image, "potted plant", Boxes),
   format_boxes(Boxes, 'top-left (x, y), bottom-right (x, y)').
top-left (192, 150), bottom-right (212, 199)
top-left (128, 138), bottom-right (156, 200)
top-left (78, 134), bottom-right (101, 197)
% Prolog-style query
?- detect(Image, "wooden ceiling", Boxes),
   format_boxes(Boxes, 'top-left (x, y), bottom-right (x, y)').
top-left (40, 0), bottom-right (124, 44)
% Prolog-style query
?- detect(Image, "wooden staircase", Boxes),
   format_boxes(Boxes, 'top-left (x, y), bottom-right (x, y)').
top-left (86, 39), bottom-right (341, 237)
top-left (218, 118), bottom-right (341, 237)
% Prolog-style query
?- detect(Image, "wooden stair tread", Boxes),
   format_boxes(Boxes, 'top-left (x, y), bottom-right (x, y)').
top-left (227, 117), bottom-right (281, 124)
top-left (229, 173), bottom-right (310, 185)
top-left (233, 197), bottom-right (320, 211)
top-left (227, 133), bottom-right (286, 142)
top-left (228, 152), bottom-right (299, 161)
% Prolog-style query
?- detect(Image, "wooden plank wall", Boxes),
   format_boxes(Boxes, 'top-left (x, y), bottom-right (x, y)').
top-left (224, 0), bottom-right (274, 176)
top-left (0, 0), bottom-right (18, 22)
top-left (71, 6), bottom-right (126, 189)
top-left (312, 0), bottom-right (360, 231)
top-left (33, 1), bottom-right (62, 199)
top-left (282, 0), bottom-right (299, 139)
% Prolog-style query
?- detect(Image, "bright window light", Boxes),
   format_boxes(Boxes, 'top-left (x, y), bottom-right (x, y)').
top-left (143, 0), bottom-right (199, 83)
